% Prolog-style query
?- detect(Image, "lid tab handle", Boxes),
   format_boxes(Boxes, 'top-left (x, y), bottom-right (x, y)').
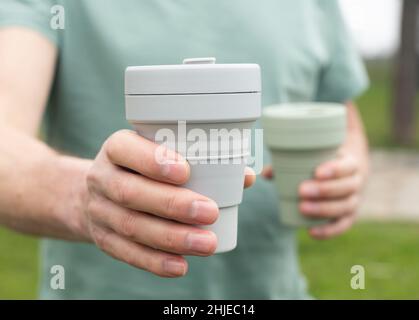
top-left (183, 57), bottom-right (216, 65)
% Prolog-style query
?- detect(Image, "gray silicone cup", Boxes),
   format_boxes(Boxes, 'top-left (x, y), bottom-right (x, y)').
top-left (130, 122), bottom-right (252, 253)
top-left (125, 93), bottom-right (261, 253)
top-left (262, 103), bottom-right (347, 227)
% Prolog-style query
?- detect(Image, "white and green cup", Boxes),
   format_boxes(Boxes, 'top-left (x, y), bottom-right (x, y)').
top-left (262, 103), bottom-right (346, 227)
top-left (125, 58), bottom-right (261, 252)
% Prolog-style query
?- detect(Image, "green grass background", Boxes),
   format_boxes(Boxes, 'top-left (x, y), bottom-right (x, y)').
top-left (1, 60), bottom-right (419, 299)
top-left (2, 222), bottom-right (419, 299)
top-left (299, 223), bottom-right (419, 299)
top-left (0, 227), bottom-right (38, 299)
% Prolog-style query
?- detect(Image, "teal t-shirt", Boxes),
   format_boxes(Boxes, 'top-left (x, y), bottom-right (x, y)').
top-left (0, 0), bottom-right (368, 299)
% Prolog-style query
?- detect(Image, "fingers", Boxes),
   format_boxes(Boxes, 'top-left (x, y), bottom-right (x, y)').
top-left (244, 167), bottom-right (256, 188)
top-left (299, 174), bottom-right (362, 199)
top-left (88, 196), bottom-right (217, 256)
top-left (261, 165), bottom-right (273, 179)
top-left (300, 194), bottom-right (359, 219)
top-left (298, 152), bottom-right (362, 222)
top-left (308, 214), bottom-right (356, 240)
top-left (105, 129), bottom-right (190, 185)
top-left (90, 225), bottom-right (188, 277)
top-left (263, 154), bottom-right (358, 181)
top-left (315, 153), bottom-right (358, 180)
top-left (88, 166), bottom-right (219, 225)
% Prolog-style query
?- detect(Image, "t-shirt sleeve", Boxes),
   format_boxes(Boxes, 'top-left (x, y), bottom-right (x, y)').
top-left (315, 1), bottom-right (369, 103)
top-left (0, 0), bottom-right (61, 47)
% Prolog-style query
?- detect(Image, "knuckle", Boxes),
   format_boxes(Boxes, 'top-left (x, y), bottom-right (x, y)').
top-left (119, 212), bottom-right (137, 238)
top-left (318, 183), bottom-right (330, 197)
top-left (111, 175), bottom-right (132, 205)
top-left (105, 134), bottom-right (119, 160)
top-left (85, 198), bottom-right (107, 225)
top-left (125, 248), bottom-right (158, 275)
top-left (123, 250), bottom-right (139, 268)
top-left (323, 203), bottom-right (336, 216)
top-left (142, 255), bottom-right (159, 275)
top-left (85, 198), bottom-right (99, 217)
top-left (319, 201), bottom-right (339, 217)
top-left (162, 229), bottom-right (184, 252)
top-left (105, 130), bottom-right (130, 161)
top-left (86, 168), bottom-right (100, 191)
top-left (164, 192), bottom-right (180, 216)
top-left (92, 226), bottom-right (110, 249)
top-left (85, 197), bottom-right (112, 231)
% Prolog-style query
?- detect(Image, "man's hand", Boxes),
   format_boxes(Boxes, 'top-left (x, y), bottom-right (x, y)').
top-left (262, 102), bottom-right (369, 239)
top-left (81, 130), bottom-right (255, 278)
top-left (262, 149), bottom-right (366, 238)
top-left (297, 149), bottom-right (366, 239)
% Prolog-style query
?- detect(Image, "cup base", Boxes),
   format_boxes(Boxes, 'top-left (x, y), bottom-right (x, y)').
top-left (279, 199), bottom-right (329, 228)
top-left (200, 205), bottom-right (238, 253)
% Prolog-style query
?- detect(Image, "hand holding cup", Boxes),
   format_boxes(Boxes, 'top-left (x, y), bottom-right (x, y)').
top-left (83, 130), bottom-right (255, 278)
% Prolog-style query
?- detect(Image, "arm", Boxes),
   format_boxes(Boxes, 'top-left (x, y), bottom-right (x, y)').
top-left (0, 28), bottom-right (259, 277)
top-left (0, 27), bottom-right (89, 240)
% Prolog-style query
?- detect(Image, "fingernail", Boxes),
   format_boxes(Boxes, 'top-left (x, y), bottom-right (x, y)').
top-left (163, 259), bottom-right (186, 276)
top-left (301, 202), bottom-right (319, 214)
top-left (189, 200), bottom-right (219, 224)
top-left (186, 232), bottom-right (216, 254)
top-left (160, 160), bottom-right (187, 182)
top-left (300, 184), bottom-right (319, 197)
top-left (156, 148), bottom-right (187, 180)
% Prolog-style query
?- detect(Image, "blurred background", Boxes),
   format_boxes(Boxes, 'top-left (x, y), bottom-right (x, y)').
top-left (300, 0), bottom-right (419, 299)
top-left (1, 0), bottom-right (419, 299)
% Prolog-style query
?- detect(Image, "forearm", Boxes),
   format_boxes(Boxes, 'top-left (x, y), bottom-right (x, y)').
top-left (343, 102), bottom-right (369, 177)
top-left (0, 125), bottom-right (91, 241)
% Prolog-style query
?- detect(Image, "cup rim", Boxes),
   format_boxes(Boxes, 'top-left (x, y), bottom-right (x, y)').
top-left (263, 102), bottom-right (346, 120)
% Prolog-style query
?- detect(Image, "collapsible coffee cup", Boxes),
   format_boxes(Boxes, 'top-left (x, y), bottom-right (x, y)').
top-left (125, 58), bottom-right (261, 252)
top-left (262, 103), bottom-right (346, 227)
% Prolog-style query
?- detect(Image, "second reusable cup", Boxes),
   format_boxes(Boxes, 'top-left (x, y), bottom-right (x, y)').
top-left (263, 103), bottom-right (346, 227)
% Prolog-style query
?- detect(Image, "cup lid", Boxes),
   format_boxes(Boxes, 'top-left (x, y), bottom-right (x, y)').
top-left (262, 103), bottom-right (347, 149)
top-left (125, 57), bottom-right (261, 95)
top-left (263, 103), bottom-right (346, 128)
